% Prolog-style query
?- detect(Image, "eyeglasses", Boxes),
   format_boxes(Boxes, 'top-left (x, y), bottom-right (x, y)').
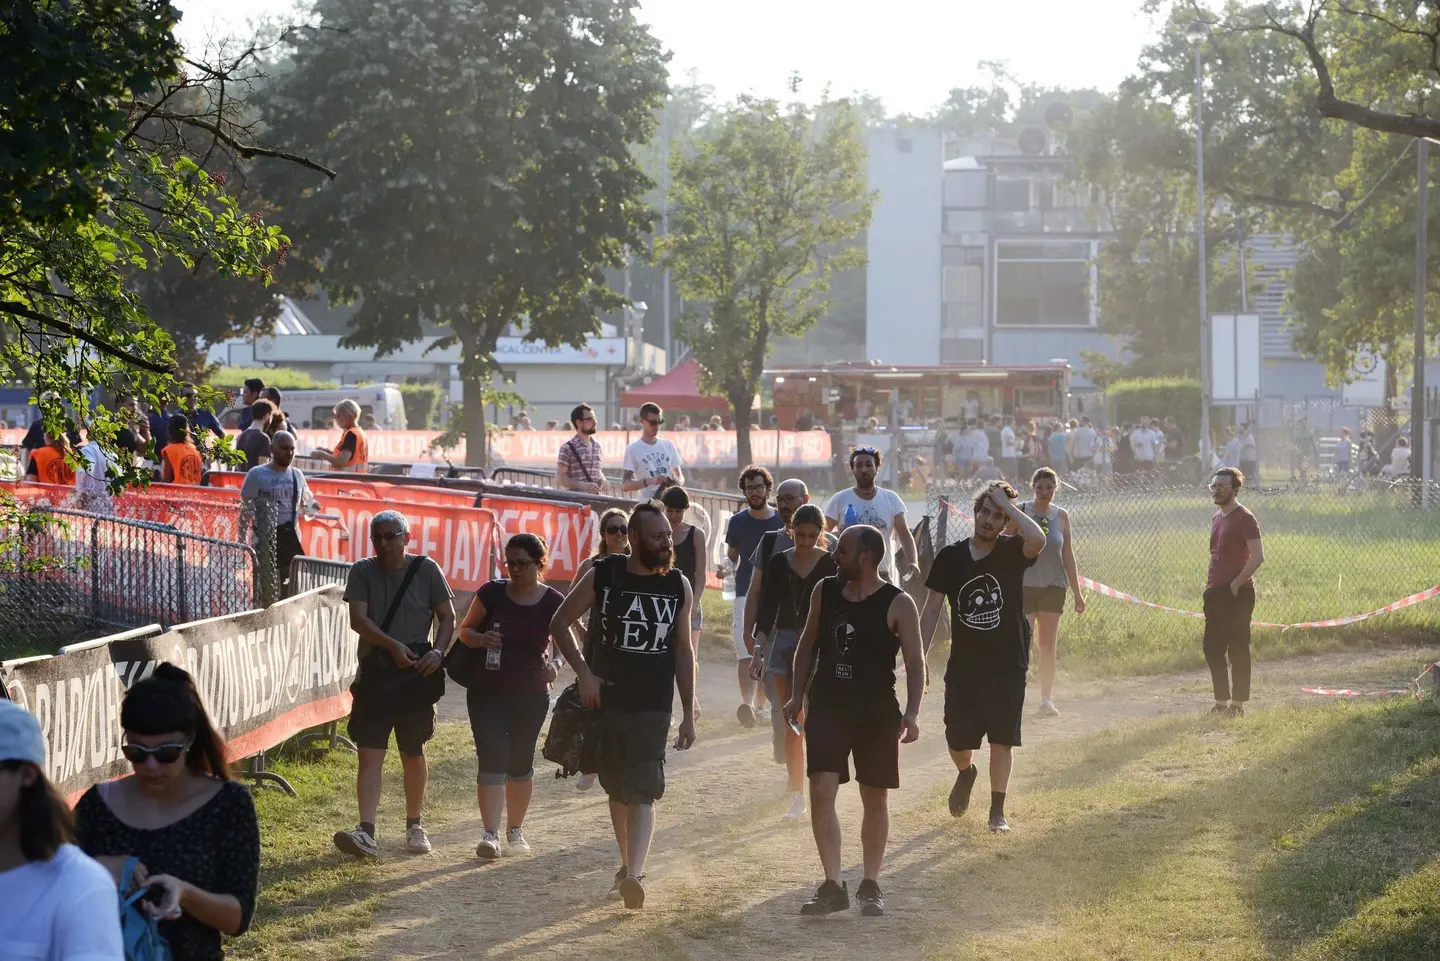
top-left (603, 524), bottom-right (628, 535)
top-left (372, 530), bottom-right (408, 543)
top-left (122, 741), bottom-right (189, 765)
top-left (1207, 484), bottom-right (1233, 492)
top-left (506, 557), bottom-right (538, 570)
top-left (643, 418), bottom-right (665, 427)
top-left (742, 483), bottom-right (770, 493)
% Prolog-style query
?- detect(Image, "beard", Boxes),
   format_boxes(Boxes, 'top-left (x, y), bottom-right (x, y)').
top-left (836, 559), bottom-right (861, 583)
top-left (581, 424), bottom-right (597, 436)
top-left (639, 544), bottom-right (673, 573)
top-left (853, 475), bottom-right (876, 491)
top-left (747, 493), bottom-right (768, 510)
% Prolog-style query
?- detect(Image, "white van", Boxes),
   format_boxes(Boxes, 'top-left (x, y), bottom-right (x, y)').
top-left (220, 384), bottom-right (409, 430)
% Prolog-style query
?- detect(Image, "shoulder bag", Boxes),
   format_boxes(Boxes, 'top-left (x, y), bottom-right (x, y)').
top-left (352, 556), bottom-right (446, 706)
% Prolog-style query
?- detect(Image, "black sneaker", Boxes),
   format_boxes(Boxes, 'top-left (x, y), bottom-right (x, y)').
top-left (800, 879), bottom-right (849, 916)
top-left (949, 764), bottom-right (978, 818)
top-left (619, 875), bottom-right (646, 910)
top-left (1228, 704), bottom-right (1246, 718)
top-left (855, 879), bottom-right (885, 917)
top-left (1209, 704), bottom-right (1230, 716)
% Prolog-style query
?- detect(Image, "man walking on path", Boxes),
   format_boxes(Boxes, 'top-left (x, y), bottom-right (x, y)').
top-left (335, 511), bottom-right (455, 858)
top-left (550, 501), bottom-right (697, 910)
top-left (784, 525), bottom-right (925, 918)
top-left (241, 431), bottom-right (319, 594)
top-left (824, 447), bottom-right (921, 585)
top-left (1204, 468), bottom-right (1264, 717)
top-left (920, 482), bottom-right (1046, 833)
top-left (725, 466), bottom-right (784, 727)
top-left (557, 403), bottom-right (606, 494)
top-left (622, 403), bottom-right (684, 500)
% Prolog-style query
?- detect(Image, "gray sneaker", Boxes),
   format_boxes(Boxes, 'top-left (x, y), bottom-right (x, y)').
top-left (475, 830), bottom-right (502, 859)
top-left (333, 827), bottom-right (378, 859)
top-left (1037, 699), bottom-right (1060, 718)
top-left (506, 826), bottom-right (531, 854)
top-left (405, 825), bottom-right (432, 854)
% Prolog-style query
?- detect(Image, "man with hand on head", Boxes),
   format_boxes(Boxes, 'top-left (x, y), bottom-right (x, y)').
top-left (334, 511), bottom-right (455, 859)
top-left (920, 481), bottom-right (1045, 834)
top-left (549, 500), bottom-right (697, 911)
top-left (784, 525), bottom-right (925, 918)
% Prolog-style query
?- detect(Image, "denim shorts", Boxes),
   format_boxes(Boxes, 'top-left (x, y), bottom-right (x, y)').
top-left (765, 628), bottom-right (801, 676)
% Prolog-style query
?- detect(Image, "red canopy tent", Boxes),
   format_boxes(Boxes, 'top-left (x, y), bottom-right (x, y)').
top-left (619, 358), bottom-right (730, 412)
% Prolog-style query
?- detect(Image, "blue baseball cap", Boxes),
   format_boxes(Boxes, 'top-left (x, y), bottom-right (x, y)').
top-left (0, 700), bottom-right (46, 766)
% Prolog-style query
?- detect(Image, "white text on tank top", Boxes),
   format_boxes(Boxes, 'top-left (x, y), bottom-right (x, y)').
top-left (600, 586), bottom-right (679, 653)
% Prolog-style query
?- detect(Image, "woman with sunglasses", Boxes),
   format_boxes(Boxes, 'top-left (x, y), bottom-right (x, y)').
top-left (76, 663), bottom-right (259, 961)
top-left (0, 700), bottom-right (124, 960)
top-left (455, 533), bottom-right (567, 859)
top-left (567, 508), bottom-right (630, 791)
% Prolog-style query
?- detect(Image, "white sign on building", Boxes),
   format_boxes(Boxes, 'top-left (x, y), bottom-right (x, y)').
top-left (1210, 314), bottom-right (1262, 404)
top-left (1341, 347), bottom-right (1388, 408)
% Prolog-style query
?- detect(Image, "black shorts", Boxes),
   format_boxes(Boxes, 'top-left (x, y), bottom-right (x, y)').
top-left (944, 671), bottom-right (1025, 751)
top-left (347, 691), bottom-right (436, 757)
top-left (1023, 586), bottom-right (1067, 615)
top-left (597, 708), bottom-right (671, 806)
top-left (805, 700), bottom-right (901, 789)
top-left (467, 689), bottom-right (550, 784)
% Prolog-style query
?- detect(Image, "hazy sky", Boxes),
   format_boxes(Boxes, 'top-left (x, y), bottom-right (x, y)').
top-left (175, 0), bottom-right (1161, 115)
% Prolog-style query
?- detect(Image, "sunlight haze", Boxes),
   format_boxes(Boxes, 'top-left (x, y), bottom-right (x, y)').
top-left (175, 0), bottom-right (1158, 112)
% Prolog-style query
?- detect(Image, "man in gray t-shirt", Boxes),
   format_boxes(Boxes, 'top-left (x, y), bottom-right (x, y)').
top-left (240, 431), bottom-right (316, 591)
top-left (333, 510), bottom-right (456, 861)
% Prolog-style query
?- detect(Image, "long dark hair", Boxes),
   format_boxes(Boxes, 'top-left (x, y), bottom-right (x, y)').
top-left (595, 508), bottom-right (629, 559)
top-left (120, 663), bottom-right (229, 779)
top-left (11, 763), bottom-right (73, 861)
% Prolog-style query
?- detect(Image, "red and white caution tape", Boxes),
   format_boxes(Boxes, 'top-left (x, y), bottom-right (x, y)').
top-left (1302, 664), bottom-right (1436, 700)
top-left (937, 499), bottom-right (1440, 631)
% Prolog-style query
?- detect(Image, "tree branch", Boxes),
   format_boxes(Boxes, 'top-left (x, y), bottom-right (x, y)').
top-left (1225, 190), bottom-right (1345, 219)
top-left (0, 301), bottom-right (177, 374)
top-left (134, 104), bottom-right (338, 180)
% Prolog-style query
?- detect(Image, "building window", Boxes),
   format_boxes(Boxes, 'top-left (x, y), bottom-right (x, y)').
top-left (994, 177), bottom-right (1031, 212)
top-left (943, 170), bottom-right (987, 208)
top-left (995, 241), bottom-right (1095, 327)
top-left (944, 210), bottom-right (988, 235)
top-left (941, 337), bottom-right (985, 363)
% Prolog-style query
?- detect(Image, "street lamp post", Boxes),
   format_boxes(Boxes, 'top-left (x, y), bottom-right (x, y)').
top-left (1188, 19), bottom-right (1212, 472)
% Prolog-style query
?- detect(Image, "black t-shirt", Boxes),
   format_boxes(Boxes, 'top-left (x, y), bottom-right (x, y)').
top-left (926, 535), bottom-right (1037, 676)
top-left (809, 578), bottom-right (903, 711)
top-left (589, 553), bottom-right (688, 713)
top-left (759, 548), bottom-right (836, 635)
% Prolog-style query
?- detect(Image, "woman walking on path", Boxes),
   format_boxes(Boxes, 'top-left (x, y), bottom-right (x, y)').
top-left (1020, 468), bottom-right (1085, 717)
top-left (750, 504), bottom-right (836, 822)
top-left (456, 533), bottom-right (567, 859)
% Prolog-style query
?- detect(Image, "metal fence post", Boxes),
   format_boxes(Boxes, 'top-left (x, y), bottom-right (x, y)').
top-left (175, 533), bottom-right (187, 625)
top-left (937, 496), bottom-right (950, 549)
top-left (89, 520), bottom-right (100, 627)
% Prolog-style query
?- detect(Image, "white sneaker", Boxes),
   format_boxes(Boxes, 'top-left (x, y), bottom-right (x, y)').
top-left (333, 827), bottom-right (378, 858)
top-left (1037, 699), bottom-right (1060, 718)
top-left (754, 707), bottom-right (771, 723)
top-left (405, 824), bottom-right (432, 854)
top-left (782, 792), bottom-right (807, 821)
top-left (475, 830), bottom-right (502, 859)
top-left (576, 773), bottom-right (598, 792)
top-left (506, 827), bottom-right (531, 854)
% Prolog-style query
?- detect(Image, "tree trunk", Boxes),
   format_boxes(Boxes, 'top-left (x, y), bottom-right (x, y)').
top-left (463, 376), bottom-right (488, 468)
top-left (733, 397), bottom-right (752, 468)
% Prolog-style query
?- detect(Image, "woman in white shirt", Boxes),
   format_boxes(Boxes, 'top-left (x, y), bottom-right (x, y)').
top-left (1382, 437), bottom-right (1411, 478)
top-left (0, 700), bottom-right (123, 961)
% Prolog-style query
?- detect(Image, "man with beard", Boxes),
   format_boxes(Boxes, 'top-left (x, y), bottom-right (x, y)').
top-left (724, 465), bottom-right (784, 726)
top-left (783, 525), bottom-right (924, 917)
top-left (919, 482), bottom-right (1045, 833)
top-left (549, 501), bottom-right (697, 910)
top-left (558, 403), bottom-right (606, 494)
top-left (824, 447), bottom-right (921, 584)
top-left (1203, 468), bottom-right (1264, 716)
top-left (240, 431), bottom-right (320, 593)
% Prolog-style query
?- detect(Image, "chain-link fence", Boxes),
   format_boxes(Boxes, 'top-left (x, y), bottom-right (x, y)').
top-left (924, 478), bottom-right (1440, 661)
top-left (286, 556), bottom-right (352, 598)
top-left (0, 505), bottom-right (257, 657)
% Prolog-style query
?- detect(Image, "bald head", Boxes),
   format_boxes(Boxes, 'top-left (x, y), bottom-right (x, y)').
top-left (775, 477), bottom-right (809, 526)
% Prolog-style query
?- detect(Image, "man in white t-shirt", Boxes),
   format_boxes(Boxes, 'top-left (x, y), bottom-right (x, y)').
top-left (999, 416), bottom-right (1018, 479)
top-left (621, 403), bottom-right (685, 500)
top-left (824, 446), bottom-right (921, 582)
top-left (1130, 417), bottom-right (1159, 467)
top-left (1070, 416), bottom-right (1098, 469)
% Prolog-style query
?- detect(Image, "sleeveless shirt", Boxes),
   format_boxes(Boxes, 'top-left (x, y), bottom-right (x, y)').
top-left (589, 553), bottom-right (688, 712)
top-left (809, 578), bottom-right (903, 710)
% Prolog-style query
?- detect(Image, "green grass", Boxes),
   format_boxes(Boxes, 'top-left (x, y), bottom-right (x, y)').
top-left (906, 697), bottom-right (1440, 961)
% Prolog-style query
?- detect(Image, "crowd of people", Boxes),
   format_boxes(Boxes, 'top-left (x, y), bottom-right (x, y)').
top-left (931, 414), bottom-right (1195, 484)
top-left (1, 396), bottom-right (1273, 953)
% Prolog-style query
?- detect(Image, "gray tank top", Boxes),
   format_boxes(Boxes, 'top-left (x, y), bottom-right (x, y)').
top-left (1021, 501), bottom-right (1067, 588)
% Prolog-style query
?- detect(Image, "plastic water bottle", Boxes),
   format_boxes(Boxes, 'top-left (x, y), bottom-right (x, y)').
top-left (485, 621), bottom-right (502, 671)
top-left (721, 569), bottom-right (736, 602)
top-left (843, 503), bottom-right (859, 529)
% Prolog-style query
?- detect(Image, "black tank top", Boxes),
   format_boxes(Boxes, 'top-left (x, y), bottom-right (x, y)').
top-left (589, 554), bottom-right (688, 712)
top-left (809, 578), bottom-right (903, 710)
top-left (672, 526), bottom-right (698, 591)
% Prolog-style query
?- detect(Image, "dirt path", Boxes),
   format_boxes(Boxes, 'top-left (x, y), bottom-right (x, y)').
top-left (350, 645), bottom-right (1438, 960)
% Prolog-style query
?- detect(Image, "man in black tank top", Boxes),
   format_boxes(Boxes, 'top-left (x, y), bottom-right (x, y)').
top-left (783, 525), bottom-right (925, 918)
top-left (549, 501), bottom-right (697, 911)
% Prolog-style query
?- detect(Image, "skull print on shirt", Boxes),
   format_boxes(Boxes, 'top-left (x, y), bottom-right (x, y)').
top-left (958, 573), bottom-right (1003, 631)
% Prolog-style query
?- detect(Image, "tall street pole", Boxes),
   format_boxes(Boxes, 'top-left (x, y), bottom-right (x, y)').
top-left (1192, 32), bottom-right (1211, 470)
top-left (661, 105), bottom-right (672, 366)
top-left (1412, 136), bottom-right (1428, 500)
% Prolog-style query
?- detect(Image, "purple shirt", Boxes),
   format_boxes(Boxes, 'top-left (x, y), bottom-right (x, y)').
top-left (467, 580), bottom-right (564, 693)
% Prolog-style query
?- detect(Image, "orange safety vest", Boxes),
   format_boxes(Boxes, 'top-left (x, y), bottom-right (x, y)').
top-left (334, 426), bottom-right (369, 471)
top-left (162, 442), bottom-right (204, 485)
top-left (29, 446), bottom-right (76, 485)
